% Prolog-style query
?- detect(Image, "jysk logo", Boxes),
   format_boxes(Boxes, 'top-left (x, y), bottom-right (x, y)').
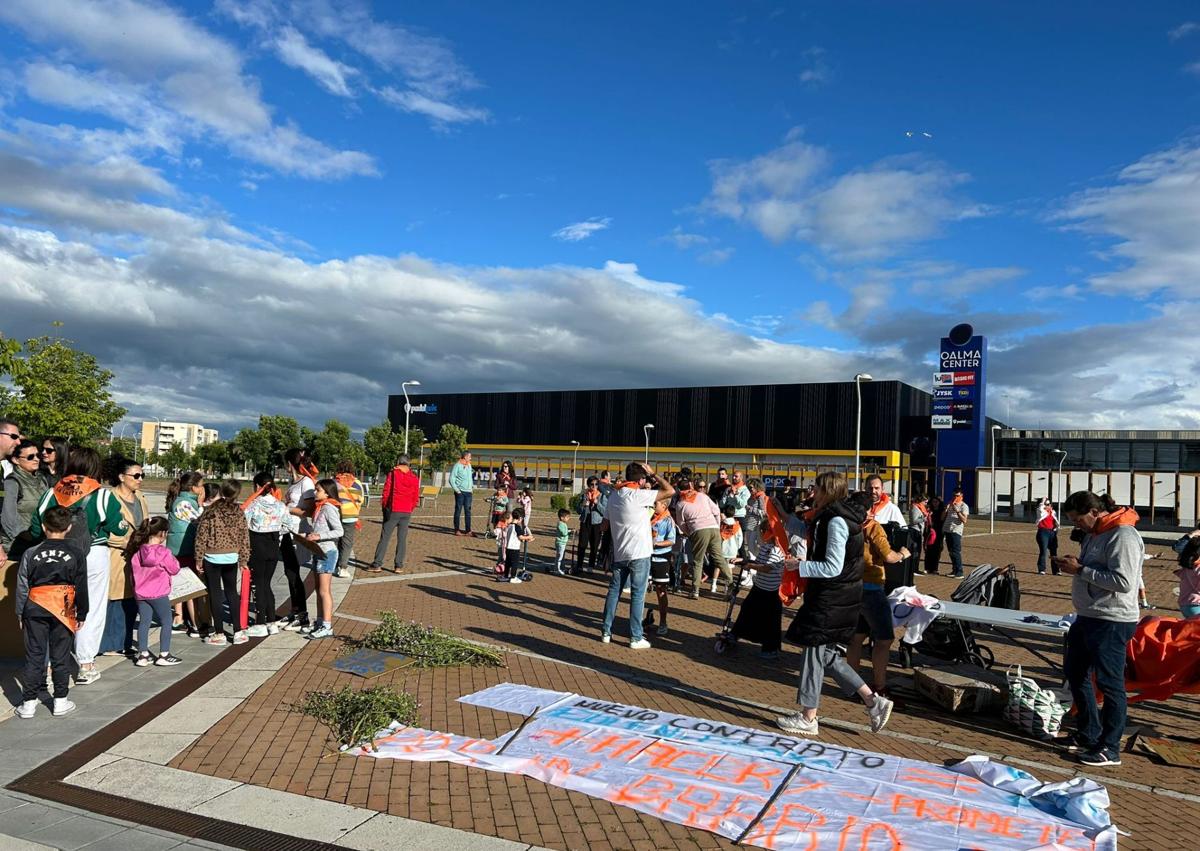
top-left (934, 388), bottom-right (953, 398)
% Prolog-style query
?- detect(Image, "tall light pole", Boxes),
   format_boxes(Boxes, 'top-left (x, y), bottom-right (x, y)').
top-left (570, 440), bottom-right (580, 493)
top-left (854, 373), bottom-right (873, 489)
top-left (1052, 448), bottom-right (1067, 519)
top-left (154, 417), bottom-right (163, 470)
top-left (643, 424), bottom-right (654, 464)
top-left (401, 380), bottom-right (421, 455)
top-left (990, 424), bottom-right (1002, 534)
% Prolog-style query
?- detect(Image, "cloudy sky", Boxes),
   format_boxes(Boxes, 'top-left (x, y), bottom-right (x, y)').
top-left (1, 1), bottom-right (1199, 435)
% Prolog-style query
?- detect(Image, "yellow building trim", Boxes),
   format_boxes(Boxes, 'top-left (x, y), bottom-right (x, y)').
top-left (468, 443), bottom-right (896, 459)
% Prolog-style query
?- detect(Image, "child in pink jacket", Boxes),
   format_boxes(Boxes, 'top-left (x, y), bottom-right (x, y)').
top-left (127, 517), bottom-right (183, 667)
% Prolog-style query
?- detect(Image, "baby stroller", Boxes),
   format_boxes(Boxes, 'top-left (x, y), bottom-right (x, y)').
top-left (713, 561), bottom-right (754, 654)
top-left (899, 563), bottom-right (1018, 670)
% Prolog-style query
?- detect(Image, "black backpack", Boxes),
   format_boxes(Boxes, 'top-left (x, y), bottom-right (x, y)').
top-left (990, 565), bottom-right (1021, 610)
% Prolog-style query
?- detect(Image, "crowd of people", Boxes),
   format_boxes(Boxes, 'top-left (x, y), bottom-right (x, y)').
top-left (1, 415), bottom-right (391, 719)
top-left (1, 419), bottom-right (1188, 769)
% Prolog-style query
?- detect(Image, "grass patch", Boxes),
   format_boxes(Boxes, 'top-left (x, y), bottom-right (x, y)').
top-left (353, 611), bottom-right (505, 668)
top-left (298, 684), bottom-right (420, 751)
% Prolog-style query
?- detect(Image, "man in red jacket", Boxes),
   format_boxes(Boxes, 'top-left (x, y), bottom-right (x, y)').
top-left (370, 456), bottom-right (420, 572)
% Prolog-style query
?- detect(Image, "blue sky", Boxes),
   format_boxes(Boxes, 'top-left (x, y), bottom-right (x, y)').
top-left (1, 0), bottom-right (1199, 435)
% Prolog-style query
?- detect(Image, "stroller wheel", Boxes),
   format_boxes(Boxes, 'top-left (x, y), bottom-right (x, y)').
top-left (714, 637), bottom-right (729, 655)
top-left (973, 645), bottom-right (996, 669)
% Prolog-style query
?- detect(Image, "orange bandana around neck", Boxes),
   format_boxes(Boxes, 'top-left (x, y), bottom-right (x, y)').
top-left (719, 519), bottom-right (740, 540)
top-left (241, 483), bottom-right (283, 511)
top-left (298, 462), bottom-right (319, 481)
top-left (868, 491), bottom-right (891, 519)
top-left (1091, 506), bottom-right (1138, 536)
top-left (53, 475), bottom-right (100, 508)
top-left (679, 490), bottom-right (699, 503)
top-left (762, 498), bottom-right (790, 554)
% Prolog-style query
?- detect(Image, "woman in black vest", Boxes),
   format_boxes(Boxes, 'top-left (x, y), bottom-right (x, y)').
top-left (777, 471), bottom-right (894, 738)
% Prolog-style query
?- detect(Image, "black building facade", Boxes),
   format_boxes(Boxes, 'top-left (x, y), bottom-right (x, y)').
top-left (389, 380), bottom-right (933, 454)
top-left (996, 430), bottom-right (1200, 472)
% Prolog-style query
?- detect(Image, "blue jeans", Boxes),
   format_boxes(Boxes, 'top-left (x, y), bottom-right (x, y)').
top-left (99, 598), bottom-right (138, 654)
top-left (454, 492), bottom-right (473, 533)
top-left (945, 531), bottom-right (963, 575)
top-left (602, 558), bottom-right (650, 642)
top-left (1036, 527), bottom-right (1058, 573)
top-left (1065, 616), bottom-right (1136, 755)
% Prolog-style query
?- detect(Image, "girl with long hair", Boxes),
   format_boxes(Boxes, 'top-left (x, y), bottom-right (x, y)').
top-left (166, 471), bottom-right (208, 637)
top-left (99, 456), bottom-right (149, 657)
top-left (302, 478), bottom-right (344, 639)
top-left (194, 479), bottom-right (250, 646)
top-left (280, 448), bottom-right (317, 630)
top-left (126, 517), bottom-right (182, 667)
top-left (244, 471), bottom-right (287, 634)
top-left (39, 436), bottom-right (69, 483)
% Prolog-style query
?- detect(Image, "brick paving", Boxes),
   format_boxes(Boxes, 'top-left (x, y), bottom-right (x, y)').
top-left (170, 500), bottom-right (1200, 850)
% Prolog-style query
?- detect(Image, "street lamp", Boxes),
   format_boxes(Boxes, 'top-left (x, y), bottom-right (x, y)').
top-left (401, 380), bottom-right (421, 455)
top-left (570, 440), bottom-right (580, 493)
top-left (854, 373), bottom-right (873, 489)
top-left (643, 424), bottom-right (654, 464)
top-left (990, 425), bottom-right (1002, 534)
top-left (1051, 449), bottom-right (1067, 519)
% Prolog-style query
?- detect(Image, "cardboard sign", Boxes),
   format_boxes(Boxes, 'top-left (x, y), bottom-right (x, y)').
top-left (291, 534), bottom-right (326, 559)
top-left (331, 649), bottom-right (416, 679)
top-left (169, 567), bottom-right (207, 604)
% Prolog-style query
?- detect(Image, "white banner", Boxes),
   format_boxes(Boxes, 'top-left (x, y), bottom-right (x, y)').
top-left (345, 683), bottom-right (1117, 850)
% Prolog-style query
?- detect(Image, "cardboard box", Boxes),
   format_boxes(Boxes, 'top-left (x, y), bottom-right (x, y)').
top-left (914, 665), bottom-right (1007, 714)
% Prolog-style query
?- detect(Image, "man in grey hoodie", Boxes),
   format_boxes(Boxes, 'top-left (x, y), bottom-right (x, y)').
top-left (1054, 491), bottom-right (1142, 769)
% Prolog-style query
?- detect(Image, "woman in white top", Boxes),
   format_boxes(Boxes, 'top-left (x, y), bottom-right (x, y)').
top-left (280, 448), bottom-right (316, 630)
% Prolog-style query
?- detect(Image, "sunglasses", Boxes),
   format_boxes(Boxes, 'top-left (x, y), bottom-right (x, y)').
top-left (1, 432), bottom-right (19, 440)
top-left (123, 472), bottom-right (145, 480)
top-left (40, 447), bottom-right (56, 454)
top-left (17, 454), bottom-right (39, 461)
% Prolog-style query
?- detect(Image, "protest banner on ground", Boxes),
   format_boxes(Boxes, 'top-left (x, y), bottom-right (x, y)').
top-left (346, 683), bottom-right (1118, 850)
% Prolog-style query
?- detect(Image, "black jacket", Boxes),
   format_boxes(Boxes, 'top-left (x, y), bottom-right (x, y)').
top-left (15, 539), bottom-right (90, 622)
top-left (786, 497), bottom-right (866, 646)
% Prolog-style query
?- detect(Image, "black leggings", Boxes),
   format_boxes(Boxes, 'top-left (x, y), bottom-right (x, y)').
top-left (576, 523), bottom-right (603, 572)
top-left (249, 532), bottom-right (280, 625)
top-left (203, 560), bottom-right (242, 634)
top-left (280, 534), bottom-right (309, 624)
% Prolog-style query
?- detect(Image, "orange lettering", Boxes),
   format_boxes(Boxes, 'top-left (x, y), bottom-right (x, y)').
top-left (899, 767), bottom-right (979, 794)
top-left (727, 758), bottom-right (786, 791)
top-left (611, 774), bottom-right (676, 807)
top-left (587, 733), bottom-right (650, 761)
top-left (675, 784), bottom-right (724, 828)
top-left (533, 726), bottom-right (585, 747)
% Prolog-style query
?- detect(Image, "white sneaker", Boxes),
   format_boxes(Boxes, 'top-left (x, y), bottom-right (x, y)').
top-left (266, 623), bottom-right (281, 635)
top-left (134, 652), bottom-right (153, 667)
top-left (867, 693), bottom-right (894, 733)
top-left (204, 633), bottom-right (228, 646)
top-left (232, 631), bottom-right (249, 645)
top-left (776, 712), bottom-right (819, 737)
top-left (75, 668), bottom-right (101, 685)
top-left (52, 697), bottom-right (77, 717)
top-left (246, 624), bottom-right (269, 638)
top-left (629, 639), bottom-right (651, 650)
top-left (14, 699), bottom-right (37, 719)
top-left (509, 577), bottom-right (523, 584)
top-left (306, 624), bottom-right (334, 640)
top-left (600, 633), bottom-right (611, 644)
top-left (336, 568), bottom-right (351, 578)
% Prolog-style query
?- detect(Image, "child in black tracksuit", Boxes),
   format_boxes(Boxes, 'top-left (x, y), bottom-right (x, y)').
top-left (14, 506), bottom-right (90, 719)
top-left (501, 507), bottom-right (533, 583)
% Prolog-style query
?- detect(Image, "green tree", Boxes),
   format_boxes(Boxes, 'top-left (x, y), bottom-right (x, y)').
top-left (160, 442), bottom-right (190, 476)
top-left (108, 436), bottom-right (139, 460)
top-left (311, 419), bottom-right (354, 471)
top-left (363, 422), bottom-right (424, 478)
top-left (429, 423), bottom-right (468, 471)
top-left (194, 441), bottom-right (234, 476)
top-left (0, 335), bottom-right (126, 442)
top-left (258, 415), bottom-right (302, 467)
top-left (231, 427), bottom-right (271, 471)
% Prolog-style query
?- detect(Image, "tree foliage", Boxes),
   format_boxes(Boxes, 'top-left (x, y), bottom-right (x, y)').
top-left (160, 442), bottom-right (191, 476)
top-left (363, 421), bottom-right (424, 477)
top-left (230, 427), bottom-right (271, 471)
top-left (0, 335), bottom-right (126, 442)
top-left (194, 441), bottom-right (234, 476)
top-left (429, 423), bottom-right (468, 471)
top-left (258, 415), bottom-right (302, 467)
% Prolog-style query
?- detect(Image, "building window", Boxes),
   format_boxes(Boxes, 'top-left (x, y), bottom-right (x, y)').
top-left (1184, 443), bottom-right (1200, 471)
top-left (1157, 442), bottom-right (1181, 471)
top-left (1084, 442), bottom-right (1106, 469)
top-left (1109, 442), bottom-right (1130, 469)
top-left (1132, 442), bottom-right (1154, 469)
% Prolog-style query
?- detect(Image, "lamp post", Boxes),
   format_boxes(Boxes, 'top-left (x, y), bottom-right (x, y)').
top-left (570, 440), bottom-right (580, 493)
top-left (990, 424), bottom-right (1002, 535)
top-left (854, 373), bottom-right (873, 489)
top-left (1052, 449), bottom-right (1067, 519)
top-left (643, 424), bottom-right (654, 464)
top-left (401, 380), bottom-right (421, 455)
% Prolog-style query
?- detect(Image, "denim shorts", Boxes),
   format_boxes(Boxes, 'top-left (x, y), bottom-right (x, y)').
top-left (1183, 604), bottom-right (1200, 620)
top-left (314, 547), bottom-right (339, 575)
top-left (856, 588), bottom-right (896, 640)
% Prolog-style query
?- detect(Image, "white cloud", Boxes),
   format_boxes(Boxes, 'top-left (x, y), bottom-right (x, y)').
top-left (1187, 61), bottom-right (1200, 76)
top-left (1, 0), bottom-right (375, 179)
top-left (1026, 284), bottom-right (1083, 301)
top-left (218, 0), bottom-right (488, 126)
top-left (552, 217), bottom-right (612, 242)
top-left (1169, 21), bottom-right (1199, 40)
top-left (703, 132), bottom-right (971, 259)
top-left (798, 47), bottom-right (832, 88)
top-left (659, 226), bottom-right (711, 249)
top-left (699, 247), bottom-right (735, 265)
top-left (273, 26), bottom-right (357, 97)
top-left (1058, 139), bottom-right (1200, 296)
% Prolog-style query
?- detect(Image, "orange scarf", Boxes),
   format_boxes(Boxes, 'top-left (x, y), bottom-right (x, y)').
top-left (53, 475), bottom-right (100, 508)
top-left (1091, 506), bottom-right (1138, 535)
top-left (298, 462), bottom-right (319, 481)
top-left (650, 508), bottom-right (670, 532)
top-left (620, 481), bottom-right (641, 489)
top-left (913, 500), bottom-right (931, 522)
top-left (868, 491), bottom-right (892, 520)
top-left (761, 498), bottom-right (790, 555)
top-left (678, 490), bottom-right (698, 503)
top-left (241, 483), bottom-right (283, 511)
top-left (311, 497), bottom-right (341, 520)
top-left (28, 584), bottom-right (78, 632)
top-left (719, 519), bottom-right (741, 540)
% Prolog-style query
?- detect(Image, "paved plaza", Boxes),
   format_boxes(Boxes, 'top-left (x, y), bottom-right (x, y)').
top-left (3, 498), bottom-right (1199, 850)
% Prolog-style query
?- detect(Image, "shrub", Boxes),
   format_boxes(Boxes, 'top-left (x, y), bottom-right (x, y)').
top-left (298, 685), bottom-right (419, 750)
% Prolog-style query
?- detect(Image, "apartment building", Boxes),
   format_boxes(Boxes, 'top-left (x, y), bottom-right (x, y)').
top-left (140, 421), bottom-right (220, 454)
